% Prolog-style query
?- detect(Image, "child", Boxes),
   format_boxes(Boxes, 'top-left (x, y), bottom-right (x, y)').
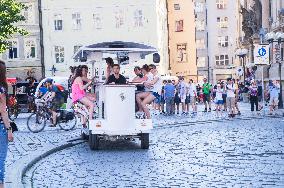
top-left (215, 84), bottom-right (224, 117)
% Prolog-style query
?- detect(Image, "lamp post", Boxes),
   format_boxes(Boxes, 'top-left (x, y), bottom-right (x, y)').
top-left (265, 31), bottom-right (284, 109)
top-left (236, 48), bottom-right (248, 84)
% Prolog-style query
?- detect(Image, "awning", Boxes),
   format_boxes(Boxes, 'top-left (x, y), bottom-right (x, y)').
top-left (73, 41), bottom-right (157, 61)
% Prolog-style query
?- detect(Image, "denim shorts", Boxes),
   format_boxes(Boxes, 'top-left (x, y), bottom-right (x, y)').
top-left (0, 123), bottom-right (8, 184)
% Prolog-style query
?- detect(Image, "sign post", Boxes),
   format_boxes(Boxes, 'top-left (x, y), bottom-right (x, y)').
top-left (254, 44), bottom-right (270, 115)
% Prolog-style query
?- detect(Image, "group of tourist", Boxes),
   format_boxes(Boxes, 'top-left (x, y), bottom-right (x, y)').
top-left (149, 77), bottom-right (281, 117)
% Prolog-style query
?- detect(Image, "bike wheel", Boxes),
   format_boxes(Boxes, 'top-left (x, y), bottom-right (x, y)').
top-left (58, 114), bottom-right (77, 131)
top-left (27, 113), bottom-right (46, 133)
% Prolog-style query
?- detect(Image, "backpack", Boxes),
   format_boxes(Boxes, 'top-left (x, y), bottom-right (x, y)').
top-left (54, 83), bottom-right (68, 101)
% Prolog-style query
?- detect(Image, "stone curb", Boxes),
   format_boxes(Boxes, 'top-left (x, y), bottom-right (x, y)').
top-left (5, 138), bottom-right (85, 188)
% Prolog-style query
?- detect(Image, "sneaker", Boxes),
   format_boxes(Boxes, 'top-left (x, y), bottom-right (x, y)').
top-left (208, 108), bottom-right (212, 112)
top-left (203, 108), bottom-right (207, 112)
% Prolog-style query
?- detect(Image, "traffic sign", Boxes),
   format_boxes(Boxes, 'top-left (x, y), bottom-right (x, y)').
top-left (254, 44), bottom-right (270, 65)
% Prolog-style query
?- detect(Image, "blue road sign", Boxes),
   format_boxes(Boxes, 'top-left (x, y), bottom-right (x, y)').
top-left (258, 47), bottom-right (266, 57)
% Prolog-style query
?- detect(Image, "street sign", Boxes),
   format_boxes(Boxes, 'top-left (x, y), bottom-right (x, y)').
top-left (254, 44), bottom-right (270, 65)
top-left (274, 43), bottom-right (281, 64)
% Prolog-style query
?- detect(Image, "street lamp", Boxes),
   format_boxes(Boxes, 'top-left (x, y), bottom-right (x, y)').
top-left (265, 31), bottom-right (284, 109)
top-left (236, 48), bottom-right (248, 84)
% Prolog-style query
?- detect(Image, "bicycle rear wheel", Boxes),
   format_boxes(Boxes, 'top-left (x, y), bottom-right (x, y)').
top-left (58, 114), bottom-right (77, 131)
top-left (27, 113), bottom-right (46, 133)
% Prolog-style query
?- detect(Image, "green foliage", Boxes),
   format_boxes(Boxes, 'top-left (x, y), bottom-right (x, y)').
top-left (0, 0), bottom-right (28, 53)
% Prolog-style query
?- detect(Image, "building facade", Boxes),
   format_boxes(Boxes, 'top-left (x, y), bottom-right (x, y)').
top-left (41, 0), bottom-right (169, 78)
top-left (194, 0), bottom-right (238, 84)
top-left (0, 0), bottom-right (43, 80)
top-left (167, 0), bottom-right (197, 81)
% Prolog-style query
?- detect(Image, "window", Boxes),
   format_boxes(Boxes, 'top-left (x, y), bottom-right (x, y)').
top-left (93, 12), bottom-right (102, 29)
top-left (72, 13), bottom-right (81, 30)
top-left (216, 0), bottom-right (227, 9)
top-left (177, 44), bottom-right (187, 62)
top-left (218, 36), bottom-right (229, 47)
top-left (196, 39), bottom-right (205, 49)
top-left (134, 9), bottom-right (143, 27)
top-left (23, 3), bottom-right (35, 24)
top-left (174, 4), bottom-right (180, 10)
top-left (74, 45), bottom-right (82, 62)
top-left (54, 46), bottom-right (64, 63)
top-left (195, 2), bottom-right (204, 13)
top-left (215, 55), bottom-right (229, 66)
top-left (197, 57), bottom-right (206, 67)
top-left (217, 17), bottom-right (228, 28)
top-left (25, 39), bottom-right (36, 59)
top-left (175, 20), bottom-right (183, 32)
top-left (115, 9), bottom-right (124, 28)
top-left (8, 40), bottom-right (18, 59)
top-left (54, 14), bottom-right (63, 30)
top-left (196, 20), bottom-right (205, 31)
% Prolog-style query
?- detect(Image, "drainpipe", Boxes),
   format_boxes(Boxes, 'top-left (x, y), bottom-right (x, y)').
top-left (166, 0), bottom-right (171, 72)
top-left (38, 0), bottom-right (45, 78)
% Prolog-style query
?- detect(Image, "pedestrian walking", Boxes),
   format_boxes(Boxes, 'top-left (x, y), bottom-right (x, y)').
top-left (226, 78), bottom-right (236, 117)
top-left (0, 60), bottom-right (14, 188)
top-left (249, 80), bottom-right (259, 114)
top-left (202, 78), bottom-right (212, 112)
top-left (164, 80), bottom-right (175, 115)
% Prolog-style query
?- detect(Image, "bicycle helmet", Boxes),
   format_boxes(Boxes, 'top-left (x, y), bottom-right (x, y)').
top-left (45, 78), bottom-right (53, 84)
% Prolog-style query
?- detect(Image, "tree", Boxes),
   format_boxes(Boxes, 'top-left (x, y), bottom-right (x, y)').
top-left (0, 0), bottom-right (28, 53)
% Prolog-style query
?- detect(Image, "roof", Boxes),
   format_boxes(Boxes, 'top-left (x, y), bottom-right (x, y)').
top-left (73, 41), bottom-right (157, 61)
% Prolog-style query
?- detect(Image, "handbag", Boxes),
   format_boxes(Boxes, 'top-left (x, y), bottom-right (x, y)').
top-left (10, 121), bottom-right (18, 133)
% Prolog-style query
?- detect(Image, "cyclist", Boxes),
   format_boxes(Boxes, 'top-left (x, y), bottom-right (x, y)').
top-left (44, 79), bottom-right (65, 127)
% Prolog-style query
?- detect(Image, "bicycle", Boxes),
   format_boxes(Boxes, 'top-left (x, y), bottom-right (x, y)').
top-left (27, 100), bottom-right (77, 133)
top-left (73, 101), bottom-right (99, 140)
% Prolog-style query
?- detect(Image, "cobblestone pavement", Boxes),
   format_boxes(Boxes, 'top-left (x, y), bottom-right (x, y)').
top-left (23, 117), bottom-right (284, 187)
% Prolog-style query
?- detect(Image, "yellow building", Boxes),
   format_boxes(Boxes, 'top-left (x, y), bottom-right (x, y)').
top-left (167, 0), bottom-right (197, 81)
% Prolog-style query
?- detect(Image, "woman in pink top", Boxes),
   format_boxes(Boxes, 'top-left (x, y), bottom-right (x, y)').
top-left (72, 66), bottom-right (95, 121)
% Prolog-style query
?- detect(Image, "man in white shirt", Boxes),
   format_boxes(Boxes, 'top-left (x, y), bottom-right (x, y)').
top-left (226, 78), bottom-right (236, 117)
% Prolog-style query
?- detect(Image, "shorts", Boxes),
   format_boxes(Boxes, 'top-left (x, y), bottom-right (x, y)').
top-left (51, 98), bottom-right (65, 111)
top-left (216, 100), bottom-right (224, 105)
top-left (203, 94), bottom-right (211, 102)
top-left (190, 96), bottom-right (196, 105)
top-left (174, 96), bottom-right (181, 104)
top-left (180, 95), bottom-right (187, 103)
top-left (269, 96), bottom-right (279, 106)
top-left (185, 96), bottom-right (190, 104)
top-left (226, 97), bottom-right (235, 109)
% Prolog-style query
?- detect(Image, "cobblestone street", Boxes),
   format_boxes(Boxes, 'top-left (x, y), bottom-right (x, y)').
top-left (22, 117), bottom-right (284, 187)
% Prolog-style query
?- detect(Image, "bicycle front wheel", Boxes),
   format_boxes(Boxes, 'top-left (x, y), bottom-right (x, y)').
top-left (27, 113), bottom-right (46, 133)
top-left (58, 114), bottom-right (77, 131)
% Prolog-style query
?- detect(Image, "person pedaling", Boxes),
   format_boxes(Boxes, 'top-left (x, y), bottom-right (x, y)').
top-left (40, 78), bottom-right (65, 127)
top-left (71, 66), bottom-right (96, 128)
